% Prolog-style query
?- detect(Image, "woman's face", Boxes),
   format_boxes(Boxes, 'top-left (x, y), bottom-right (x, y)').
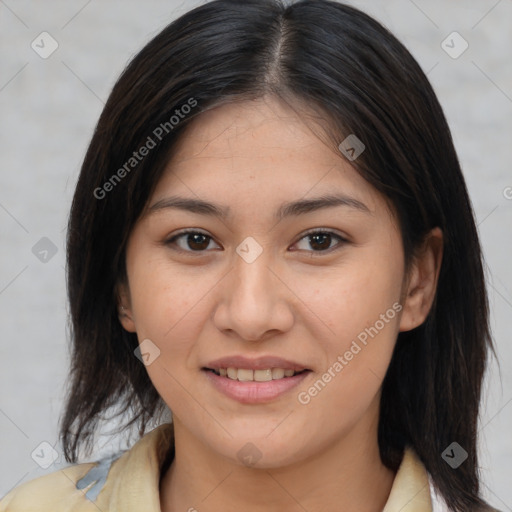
top-left (120, 97), bottom-right (436, 467)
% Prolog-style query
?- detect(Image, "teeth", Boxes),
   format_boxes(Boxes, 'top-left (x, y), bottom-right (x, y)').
top-left (254, 369), bottom-right (272, 381)
top-left (214, 367), bottom-right (302, 381)
top-left (237, 369), bottom-right (254, 382)
top-left (272, 368), bottom-right (285, 379)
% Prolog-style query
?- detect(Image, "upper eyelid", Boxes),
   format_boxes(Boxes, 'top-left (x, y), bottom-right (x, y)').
top-left (296, 227), bottom-right (348, 241)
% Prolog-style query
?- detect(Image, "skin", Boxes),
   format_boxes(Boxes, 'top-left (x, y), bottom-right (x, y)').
top-left (118, 96), bottom-right (443, 512)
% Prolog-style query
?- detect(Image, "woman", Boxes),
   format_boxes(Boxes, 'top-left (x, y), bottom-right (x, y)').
top-left (0, 0), bottom-right (499, 511)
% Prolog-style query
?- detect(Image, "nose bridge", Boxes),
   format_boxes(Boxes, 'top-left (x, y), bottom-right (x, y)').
top-left (213, 241), bottom-right (294, 340)
top-left (232, 245), bottom-right (276, 310)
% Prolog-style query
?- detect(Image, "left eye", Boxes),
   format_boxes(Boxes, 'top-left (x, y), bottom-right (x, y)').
top-left (292, 231), bottom-right (347, 252)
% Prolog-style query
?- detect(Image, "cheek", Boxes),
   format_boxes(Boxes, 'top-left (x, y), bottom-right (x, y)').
top-left (293, 250), bottom-right (404, 342)
top-left (126, 257), bottom-right (216, 406)
top-left (292, 249), bottom-right (403, 402)
top-left (128, 251), bottom-right (209, 332)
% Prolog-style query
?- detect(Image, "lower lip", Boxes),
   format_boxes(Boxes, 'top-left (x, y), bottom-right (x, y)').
top-left (202, 369), bottom-right (311, 404)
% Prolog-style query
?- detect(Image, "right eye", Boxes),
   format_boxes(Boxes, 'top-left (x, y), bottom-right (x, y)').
top-left (165, 230), bottom-right (222, 253)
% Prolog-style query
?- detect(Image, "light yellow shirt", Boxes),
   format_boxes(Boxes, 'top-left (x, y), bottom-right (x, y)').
top-left (0, 423), bottom-right (440, 511)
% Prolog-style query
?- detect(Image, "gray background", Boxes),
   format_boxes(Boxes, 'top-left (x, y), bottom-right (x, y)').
top-left (1, 0), bottom-right (511, 508)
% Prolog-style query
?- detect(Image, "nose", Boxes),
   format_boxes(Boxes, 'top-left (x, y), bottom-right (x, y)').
top-left (212, 248), bottom-right (294, 341)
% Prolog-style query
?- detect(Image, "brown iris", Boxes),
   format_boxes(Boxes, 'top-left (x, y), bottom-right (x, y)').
top-left (308, 233), bottom-right (332, 251)
top-left (187, 233), bottom-right (210, 251)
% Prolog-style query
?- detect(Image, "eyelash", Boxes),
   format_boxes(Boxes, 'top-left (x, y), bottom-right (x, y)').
top-left (164, 229), bottom-right (348, 256)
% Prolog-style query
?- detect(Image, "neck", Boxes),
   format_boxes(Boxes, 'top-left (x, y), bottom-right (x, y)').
top-left (160, 416), bottom-right (395, 512)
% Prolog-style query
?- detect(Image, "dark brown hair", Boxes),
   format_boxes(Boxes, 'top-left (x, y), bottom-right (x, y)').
top-left (62, 1), bottom-right (495, 510)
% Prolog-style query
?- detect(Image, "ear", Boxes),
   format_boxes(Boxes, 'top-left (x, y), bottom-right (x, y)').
top-left (116, 281), bottom-right (137, 333)
top-left (399, 227), bottom-right (443, 332)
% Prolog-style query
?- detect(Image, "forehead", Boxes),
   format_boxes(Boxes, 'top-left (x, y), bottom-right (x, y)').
top-left (171, 97), bottom-right (339, 167)
top-left (147, 96), bottom-right (390, 222)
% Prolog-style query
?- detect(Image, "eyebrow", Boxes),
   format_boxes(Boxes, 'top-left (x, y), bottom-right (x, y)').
top-left (147, 193), bottom-right (372, 221)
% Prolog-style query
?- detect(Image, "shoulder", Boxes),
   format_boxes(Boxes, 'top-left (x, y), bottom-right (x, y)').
top-left (0, 462), bottom-right (98, 511)
top-left (0, 424), bottom-right (174, 512)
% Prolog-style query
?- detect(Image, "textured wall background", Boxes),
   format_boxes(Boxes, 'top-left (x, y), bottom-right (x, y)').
top-left (1, 0), bottom-right (511, 508)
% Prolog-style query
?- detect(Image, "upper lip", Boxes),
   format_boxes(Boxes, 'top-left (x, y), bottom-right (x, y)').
top-left (203, 355), bottom-right (310, 372)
